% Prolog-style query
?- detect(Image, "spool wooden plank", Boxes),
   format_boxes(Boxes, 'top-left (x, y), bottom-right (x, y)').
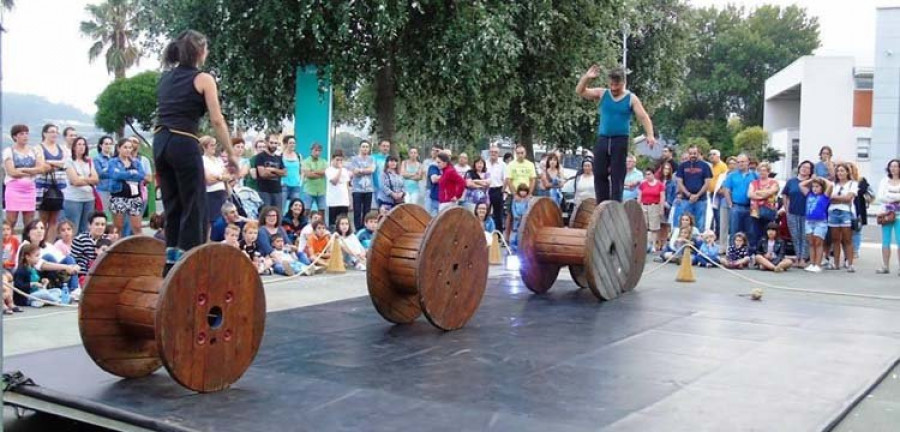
top-left (623, 200), bottom-right (648, 293)
top-left (367, 204), bottom-right (429, 324)
top-left (157, 243), bottom-right (265, 393)
top-left (584, 201), bottom-right (634, 301)
top-left (568, 198), bottom-right (595, 288)
top-left (418, 207), bottom-right (488, 331)
top-left (517, 197), bottom-right (563, 294)
top-left (79, 237), bottom-right (166, 379)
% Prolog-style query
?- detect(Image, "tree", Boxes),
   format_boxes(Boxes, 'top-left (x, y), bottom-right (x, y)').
top-left (80, 0), bottom-right (144, 80)
top-left (733, 126), bottom-right (768, 157)
top-left (94, 71), bottom-right (159, 137)
top-left (684, 136), bottom-right (711, 156)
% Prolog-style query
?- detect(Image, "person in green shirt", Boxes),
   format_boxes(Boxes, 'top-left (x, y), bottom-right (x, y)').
top-left (504, 144), bottom-right (536, 195)
top-left (301, 142), bottom-right (328, 219)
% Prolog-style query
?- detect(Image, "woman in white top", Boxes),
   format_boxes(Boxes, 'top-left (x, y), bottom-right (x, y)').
top-left (827, 162), bottom-right (858, 272)
top-left (201, 136), bottom-right (232, 224)
top-left (325, 149), bottom-right (352, 228)
top-left (573, 158), bottom-right (595, 208)
top-left (63, 137), bottom-right (99, 233)
top-left (877, 159), bottom-right (900, 274)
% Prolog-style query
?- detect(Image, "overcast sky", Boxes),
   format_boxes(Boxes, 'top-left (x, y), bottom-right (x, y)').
top-left (2, 0), bottom-right (899, 115)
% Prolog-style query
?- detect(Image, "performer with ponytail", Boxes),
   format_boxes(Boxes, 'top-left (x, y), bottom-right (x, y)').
top-left (154, 30), bottom-right (239, 275)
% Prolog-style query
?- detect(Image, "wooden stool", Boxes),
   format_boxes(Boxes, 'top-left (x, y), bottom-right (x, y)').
top-left (367, 205), bottom-right (488, 331)
top-left (518, 197), bottom-right (647, 300)
top-left (79, 236), bottom-right (266, 393)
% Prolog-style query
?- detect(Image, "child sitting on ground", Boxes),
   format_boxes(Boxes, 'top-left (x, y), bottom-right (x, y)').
top-left (510, 184), bottom-right (531, 252)
top-left (305, 221), bottom-right (333, 268)
top-left (723, 232), bottom-right (751, 269)
top-left (53, 220), bottom-right (76, 256)
top-left (754, 222), bottom-right (794, 272)
top-left (2, 272), bottom-right (23, 314)
top-left (240, 221), bottom-right (272, 275)
top-left (356, 211), bottom-right (380, 250)
top-left (79, 238), bottom-right (113, 287)
top-left (14, 243), bottom-right (66, 307)
top-left (661, 213), bottom-right (700, 262)
top-left (222, 224), bottom-right (241, 248)
top-left (335, 215), bottom-right (367, 271)
top-left (693, 230), bottom-right (720, 268)
top-left (271, 234), bottom-right (311, 276)
top-left (104, 225), bottom-right (120, 243)
top-left (2, 221), bottom-right (19, 274)
top-left (475, 202), bottom-right (495, 233)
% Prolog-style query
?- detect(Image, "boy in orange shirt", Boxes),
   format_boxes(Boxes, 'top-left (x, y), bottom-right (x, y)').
top-left (3, 221), bottom-right (20, 274)
top-left (305, 220), bottom-right (332, 267)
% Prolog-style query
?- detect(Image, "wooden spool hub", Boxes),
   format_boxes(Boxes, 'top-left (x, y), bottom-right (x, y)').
top-left (567, 198), bottom-right (596, 289)
top-left (518, 197), bottom-right (645, 300)
top-left (367, 204), bottom-right (488, 331)
top-left (79, 236), bottom-right (266, 393)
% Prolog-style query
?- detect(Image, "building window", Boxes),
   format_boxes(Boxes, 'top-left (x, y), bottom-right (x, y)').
top-left (854, 76), bottom-right (874, 90)
top-left (857, 138), bottom-right (871, 160)
top-left (791, 139), bottom-right (800, 172)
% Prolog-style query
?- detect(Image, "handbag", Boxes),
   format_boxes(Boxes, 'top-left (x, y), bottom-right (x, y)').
top-left (877, 211), bottom-right (897, 226)
top-left (39, 172), bottom-right (64, 212)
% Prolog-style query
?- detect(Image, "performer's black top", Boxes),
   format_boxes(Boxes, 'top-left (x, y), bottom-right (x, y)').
top-left (156, 65), bottom-right (207, 135)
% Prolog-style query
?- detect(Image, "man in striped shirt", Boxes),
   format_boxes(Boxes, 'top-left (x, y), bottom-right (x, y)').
top-left (72, 212), bottom-right (108, 274)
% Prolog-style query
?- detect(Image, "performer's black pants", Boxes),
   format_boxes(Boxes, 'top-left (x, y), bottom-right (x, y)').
top-left (489, 186), bottom-right (504, 232)
top-left (593, 135), bottom-right (629, 203)
top-left (153, 129), bottom-right (208, 254)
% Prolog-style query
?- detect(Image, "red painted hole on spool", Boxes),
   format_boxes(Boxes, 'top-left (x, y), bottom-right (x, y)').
top-left (197, 332), bottom-right (207, 345)
top-left (225, 291), bottom-right (234, 303)
top-left (197, 294), bottom-right (207, 306)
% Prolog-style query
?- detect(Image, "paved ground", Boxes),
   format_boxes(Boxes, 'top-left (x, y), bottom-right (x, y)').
top-left (2, 224), bottom-right (899, 430)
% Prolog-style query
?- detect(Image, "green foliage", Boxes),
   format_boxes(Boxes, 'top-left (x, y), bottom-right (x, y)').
top-left (80, 0), bottom-right (144, 79)
top-left (684, 137), bottom-right (711, 156)
top-left (758, 146), bottom-right (785, 164)
top-left (733, 126), bottom-right (768, 157)
top-left (94, 71), bottom-right (159, 135)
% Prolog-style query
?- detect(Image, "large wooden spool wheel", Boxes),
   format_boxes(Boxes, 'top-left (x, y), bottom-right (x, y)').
top-left (568, 198), bottom-right (596, 289)
top-left (367, 205), bottom-right (488, 331)
top-left (518, 197), bottom-right (646, 301)
top-left (79, 236), bottom-right (266, 393)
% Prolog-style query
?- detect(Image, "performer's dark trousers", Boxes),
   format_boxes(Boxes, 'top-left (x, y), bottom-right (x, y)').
top-left (593, 135), bottom-right (629, 203)
top-left (489, 186), bottom-right (504, 232)
top-left (153, 128), bottom-right (208, 255)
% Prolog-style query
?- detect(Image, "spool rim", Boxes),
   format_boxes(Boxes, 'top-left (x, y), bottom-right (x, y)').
top-left (568, 198), bottom-right (596, 289)
top-left (584, 201), bottom-right (633, 300)
top-left (517, 197), bottom-right (563, 294)
top-left (366, 204), bottom-right (429, 324)
top-left (623, 200), bottom-right (648, 293)
top-left (156, 242), bottom-right (266, 393)
top-left (418, 207), bottom-right (488, 331)
top-left (79, 236), bottom-right (166, 379)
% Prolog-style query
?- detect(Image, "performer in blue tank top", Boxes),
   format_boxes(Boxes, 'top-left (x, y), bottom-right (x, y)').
top-left (153, 30), bottom-right (239, 276)
top-left (576, 65), bottom-right (656, 203)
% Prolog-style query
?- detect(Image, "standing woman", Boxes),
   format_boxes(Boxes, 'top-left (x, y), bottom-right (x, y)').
top-left (747, 162), bottom-right (779, 245)
top-left (94, 136), bottom-right (115, 212)
top-left (573, 158), bottom-right (595, 208)
top-left (826, 163), bottom-right (858, 272)
top-left (401, 147), bottom-right (423, 205)
top-left (63, 137), bottom-right (99, 233)
top-left (36, 124), bottom-right (69, 243)
top-left (464, 157), bottom-right (491, 211)
top-left (107, 139), bottom-right (146, 238)
top-left (281, 135), bottom-right (303, 212)
top-left (377, 156), bottom-right (406, 213)
top-left (876, 159), bottom-right (900, 274)
top-left (541, 153), bottom-right (564, 206)
top-left (4, 125), bottom-right (46, 228)
top-left (781, 160), bottom-right (814, 267)
top-left (201, 136), bottom-right (231, 225)
top-left (660, 162), bottom-right (677, 247)
top-left (154, 30), bottom-right (238, 274)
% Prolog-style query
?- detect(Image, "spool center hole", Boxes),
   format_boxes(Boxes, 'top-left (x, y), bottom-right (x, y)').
top-left (452, 263), bottom-right (459, 272)
top-left (207, 306), bottom-right (224, 329)
top-left (608, 243), bottom-right (616, 256)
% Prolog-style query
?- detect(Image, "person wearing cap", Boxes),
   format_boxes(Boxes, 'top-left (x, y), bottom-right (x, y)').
top-left (576, 65), bottom-right (656, 203)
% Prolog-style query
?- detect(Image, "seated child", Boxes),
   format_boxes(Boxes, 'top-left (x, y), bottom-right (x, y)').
top-left (754, 222), bottom-right (794, 272)
top-left (271, 234), bottom-right (314, 276)
top-left (2, 221), bottom-right (19, 273)
top-left (104, 225), bottom-right (120, 243)
top-left (723, 232), bottom-right (751, 269)
top-left (661, 213), bottom-right (700, 262)
top-left (475, 202), bottom-right (495, 233)
top-left (79, 238), bottom-right (114, 288)
top-left (14, 243), bottom-right (66, 307)
top-left (240, 221), bottom-right (272, 275)
top-left (53, 220), bottom-right (76, 256)
top-left (3, 272), bottom-right (23, 314)
top-left (334, 215), bottom-right (367, 271)
top-left (510, 184), bottom-right (530, 252)
top-left (305, 221), bottom-right (333, 267)
top-left (221, 224), bottom-right (241, 248)
top-left (356, 210), bottom-right (380, 250)
top-left (149, 212), bottom-right (166, 241)
top-left (693, 230), bottom-right (720, 268)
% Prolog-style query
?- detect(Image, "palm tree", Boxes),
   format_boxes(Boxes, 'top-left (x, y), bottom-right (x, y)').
top-left (80, 0), bottom-right (142, 80)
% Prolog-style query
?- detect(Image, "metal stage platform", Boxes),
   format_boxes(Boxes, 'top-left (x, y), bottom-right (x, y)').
top-left (5, 276), bottom-right (900, 431)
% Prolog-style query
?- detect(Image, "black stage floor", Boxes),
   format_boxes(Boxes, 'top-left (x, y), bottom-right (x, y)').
top-left (6, 276), bottom-right (900, 431)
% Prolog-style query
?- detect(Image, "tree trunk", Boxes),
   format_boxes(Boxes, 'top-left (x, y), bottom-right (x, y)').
top-left (518, 121), bottom-right (535, 161)
top-left (374, 62), bottom-right (396, 154)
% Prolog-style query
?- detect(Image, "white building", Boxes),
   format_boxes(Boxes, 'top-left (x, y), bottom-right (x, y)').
top-left (871, 7), bottom-right (900, 187)
top-left (763, 56), bottom-right (873, 181)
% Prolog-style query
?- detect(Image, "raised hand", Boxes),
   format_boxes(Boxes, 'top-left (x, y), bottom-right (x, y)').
top-left (585, 64), bottom-right (601, 79)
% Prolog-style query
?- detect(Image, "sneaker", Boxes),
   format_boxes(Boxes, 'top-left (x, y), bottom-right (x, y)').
top-left (804, 265), bottom-right (815, 272)
top-left (774, 267), bottom-right (784, 273)
top-left (355, 262), bottom-right (367, 271)
top-left (3, 309), bottom-right (12, 315)
top-left (847, 265), bottom-right (856, 273)
top-left (282, 262), bottom-right (295, 276)
top-left (823, 262), bottom-right (836, 270)
top-left (70, 288), bottom-right (82, 302)
top-left (876, 267), bottom-right (889, 274)
top-left (12, 306), bottom-right (23, 313)
top-left (314, 265), bottom-right (327, 275)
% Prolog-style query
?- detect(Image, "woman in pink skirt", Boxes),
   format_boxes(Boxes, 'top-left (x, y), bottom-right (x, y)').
top-left (3, 124), bottom-right (46, 229)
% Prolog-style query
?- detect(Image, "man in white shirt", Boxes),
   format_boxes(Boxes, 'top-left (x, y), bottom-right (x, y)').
top-left (486, 144), bottom-right (506, 232)
top-left (455, 152), bottom-right (471, 177)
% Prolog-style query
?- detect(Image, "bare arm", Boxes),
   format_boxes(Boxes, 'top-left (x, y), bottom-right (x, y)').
top-left (196, 73), bottom-right (237, 168)
top-left (631, 95), bottom-right (656, 146)
top-left (65, 165), bottom-right (86, 186)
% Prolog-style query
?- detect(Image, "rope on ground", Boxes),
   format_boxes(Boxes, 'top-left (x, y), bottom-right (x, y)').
top-left (266, 233), bottom-right (340, 285)
top-left (5, 282), bottom-right (79, 309)
top-left (646, 242), bottom-right (900, 302)
top-left (490, 230), bottom-right (515, 256)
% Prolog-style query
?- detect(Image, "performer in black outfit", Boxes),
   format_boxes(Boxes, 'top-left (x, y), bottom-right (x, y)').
top-left (154, 30), bottom-right (239, 275)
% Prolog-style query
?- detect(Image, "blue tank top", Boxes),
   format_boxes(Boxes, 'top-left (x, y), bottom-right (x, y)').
top-left (597, 90), bottom-right (632, 137)
top-left (282, 155), bottom-right (302, 187)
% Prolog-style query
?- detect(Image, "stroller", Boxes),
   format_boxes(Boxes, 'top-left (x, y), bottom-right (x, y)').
top-left (231, 185), bottom-right (263, 221)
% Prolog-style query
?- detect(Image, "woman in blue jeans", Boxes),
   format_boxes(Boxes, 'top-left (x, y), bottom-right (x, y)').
top-left (827, 163), bottom-right (858, 272)
top-left (17, 219), bottom-right (81, 296)
top-left (63, 136), bottom-right (99, 233)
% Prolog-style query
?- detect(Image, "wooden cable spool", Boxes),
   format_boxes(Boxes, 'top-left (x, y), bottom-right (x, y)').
top-left (367, 205), bottom-right (488, 331)
top-left (79, 236), bottom-right (266, 393)
top-left (518, 197), bottom-right (647, 300)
